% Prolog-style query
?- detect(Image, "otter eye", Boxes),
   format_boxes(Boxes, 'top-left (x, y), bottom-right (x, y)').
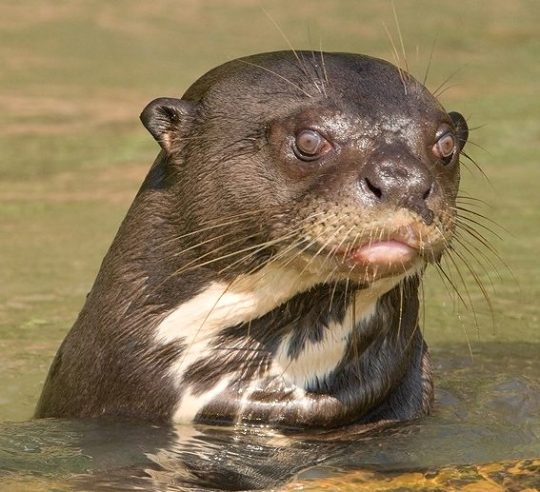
top-left (293, 129), bottom-right (330, 161)
top-left (433, 132), bottom-right (456, 164)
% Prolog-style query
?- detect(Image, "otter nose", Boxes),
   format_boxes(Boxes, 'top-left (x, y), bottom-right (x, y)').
top-left (360, 147), bottom-right (434, 224)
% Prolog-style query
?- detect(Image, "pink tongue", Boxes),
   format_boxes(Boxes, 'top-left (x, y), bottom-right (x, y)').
top-left (350, 240), bottom-right (417, 265)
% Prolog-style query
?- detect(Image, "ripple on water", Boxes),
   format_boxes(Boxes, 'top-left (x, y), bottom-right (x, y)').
top-left (0, 343), bottom-right (538, 491)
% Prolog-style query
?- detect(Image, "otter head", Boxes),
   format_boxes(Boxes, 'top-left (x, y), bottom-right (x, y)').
top-left (140, 51), bottom-right (468, 288)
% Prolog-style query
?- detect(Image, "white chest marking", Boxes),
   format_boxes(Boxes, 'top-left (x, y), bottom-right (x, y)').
top-left (155, 262), bottom-right (320, 423)
top-left (155, 261), bottom-right (407, 422)
top-left (155, 263), bottom-right (319, 346)
top-left (172, 376), bottom-right (232, 423)
top-left (271, 276), bottom-right (405, 388)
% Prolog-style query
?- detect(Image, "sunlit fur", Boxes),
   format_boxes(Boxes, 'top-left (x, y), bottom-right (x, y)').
top-left (34, 50), bottom-right (497, 430)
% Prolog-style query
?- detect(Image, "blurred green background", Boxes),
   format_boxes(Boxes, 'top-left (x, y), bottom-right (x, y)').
top-left (0, 0), bottom-right (538, 422)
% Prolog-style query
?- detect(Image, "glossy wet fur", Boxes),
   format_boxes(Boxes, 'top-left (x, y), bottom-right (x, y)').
top-left (195, 278), bottom-right (432, 427)
top-left (36, 51), bottom-right (467, 427)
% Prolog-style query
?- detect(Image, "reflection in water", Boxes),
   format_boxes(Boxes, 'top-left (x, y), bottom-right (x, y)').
top-left (0, 344), bottom-right (539, 491)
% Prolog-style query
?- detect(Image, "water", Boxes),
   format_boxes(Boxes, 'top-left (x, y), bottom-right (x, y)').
top-left (1, 345), bottom-right (538, 491)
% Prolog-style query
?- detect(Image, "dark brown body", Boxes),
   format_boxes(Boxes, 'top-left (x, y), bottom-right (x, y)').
top-left (36, 51), bottom-right (468, 427)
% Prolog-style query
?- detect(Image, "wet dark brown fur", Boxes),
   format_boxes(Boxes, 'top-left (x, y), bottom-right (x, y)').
top-left (35, 51), bottom-right (468, 427)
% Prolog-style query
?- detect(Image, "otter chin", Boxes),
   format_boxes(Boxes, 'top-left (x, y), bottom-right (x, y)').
top-left (35, 50), bottom-right (469, 429)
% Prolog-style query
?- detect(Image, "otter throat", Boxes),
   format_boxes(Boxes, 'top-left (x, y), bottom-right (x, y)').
top-left (153, 261), bottom-right (411, 424)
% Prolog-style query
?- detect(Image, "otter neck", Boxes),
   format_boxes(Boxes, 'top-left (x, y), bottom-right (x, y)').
top-left (152, 262), bottom-right (421, 425)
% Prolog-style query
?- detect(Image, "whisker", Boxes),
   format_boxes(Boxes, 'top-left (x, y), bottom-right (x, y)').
top-left (419, 275), bottom-right (426, 339)
top-left (452, 234), bottom-right (500, 290)
top-left (434, 83), bottom-right (459, 98)
top-left (261, 8), bottom-right (320, 94)
top-left (217, 230), bottom-right (302, 276)
top-left (435, 260), bottom-right (474, 356)
top-left (217, 212), bottom-right (328, 277)
top-left (432, 67), bottom-right (462, 97)
top-left (236, 60), bottom-right (312, 99)
top-left (435, 257), bottom-right (469, 309)
top-left (431, 218), bottom-right (492, 343)
top-left (171, 232), bottom-right (261, 268)
top-left (396, 280), bottom-right (405, 340)
top-left (188, 233), bottom-right (301, 273)
top-left (456, 225), bottom-right (517, 285)
top-left (444, 250), bottom-right (482, 335)
top-left (383, 22), bottom-right (407, 94)
top-left (309, 47), bottom-right (328, 98)
top-left (171, 228), bottom-right (254, 258)
top-left (463, 138), bottom-right (490, 154)
top-left (391, 1), bottom-right (409, 73)
top-left (456, 194), bottom-right (489, 207)
top-left (350, 288), bottom-right (360, 377)
top-left (327, 275), bottom-right (341, 314)
top-left (449, 246), bottom-right (495, 326)
top-left (455, 218), bottom-right (503, 252)
top-left (318, 225), bottom-right (358, 285)
top-left (453, 230), bottom-right (502, 273)
top-left (295, 226), bottom-right (345, 279)
top-left (422, 36), bottom-right (438, 87)
top-left (319, 38), bottom-right (329, 84)
top-left (159, 210), bottom-right (266, 248)
top-left (455, 206), bottom-right (508, 235)
top-left (401, 281), bottom-right (425, 355)
top-left (460, 152), bottom-right (491, 183)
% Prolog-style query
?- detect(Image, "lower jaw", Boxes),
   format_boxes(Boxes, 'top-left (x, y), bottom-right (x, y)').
top-left (343, 260), bottom-right (423, 284)
top-left (289, 259), bottom-right (423, 288)
top-left (285, 248), bottom-right (429, 284)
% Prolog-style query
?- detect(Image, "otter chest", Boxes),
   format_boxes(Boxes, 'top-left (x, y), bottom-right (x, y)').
top-left (153, 271), bottom-right (400, 424)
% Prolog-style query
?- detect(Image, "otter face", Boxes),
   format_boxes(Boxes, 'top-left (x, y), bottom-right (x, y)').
top-left (265, 98), bottom-right (468, 284)
top-left (141, 51), bottom-right (468, 286)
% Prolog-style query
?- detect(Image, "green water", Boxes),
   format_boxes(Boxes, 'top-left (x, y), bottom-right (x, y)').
top-left (0, 1), bottom-right (539, 490)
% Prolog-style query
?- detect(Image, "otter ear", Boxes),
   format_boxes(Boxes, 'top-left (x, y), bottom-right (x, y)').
top-left (448, 111), bottom-right (469, 151)
top-left (140, 97), bottom-right (196, 153)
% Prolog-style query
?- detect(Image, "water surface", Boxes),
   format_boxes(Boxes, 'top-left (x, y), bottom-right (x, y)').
top-left (1, 345), bottom-right (539, 490)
